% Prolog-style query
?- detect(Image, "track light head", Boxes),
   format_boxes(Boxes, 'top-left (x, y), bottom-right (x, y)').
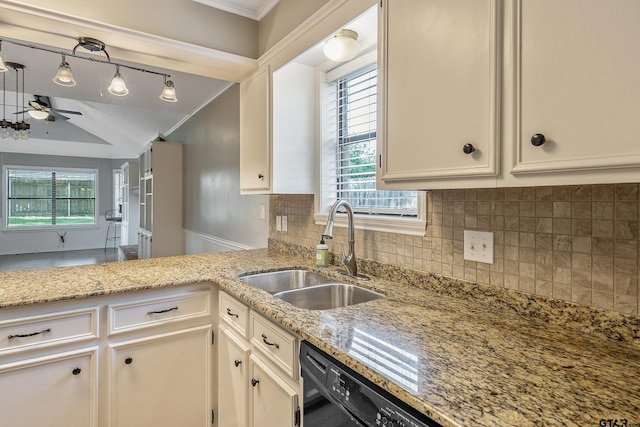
top-left (160, 79), bottom-right (177, 102)
top-left (53, 54), bottom-right (76, 86)
top-left (108, 65), bottom-right (129, 96)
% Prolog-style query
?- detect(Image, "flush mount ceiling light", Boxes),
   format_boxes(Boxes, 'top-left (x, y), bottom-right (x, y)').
top-left (52, 53), bottom-right (76, 87)
top-left (323, 29), bottom-right (360, 62)
top-left (108, 65), bottom-right (129, 96)
top-left (0, 37), bottom-right (178, 102)
top-left (159, 76), bottom-right (177, 102)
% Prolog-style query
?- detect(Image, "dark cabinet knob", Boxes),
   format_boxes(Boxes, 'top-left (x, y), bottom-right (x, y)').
top-left (462, 143), bottom-right (475, 154)
top-left (531, 133), bottom-right (546, 146)
top-left (234, 360), bottom-right (242, 367)
top-left (251, 378), bottom-right (260, 387)
top-left (258, 173), bottom-right (264, 180)
top-left (125, 357), bottom-right (133, 365)
top-left (72, 368), bottom-right (81, 376)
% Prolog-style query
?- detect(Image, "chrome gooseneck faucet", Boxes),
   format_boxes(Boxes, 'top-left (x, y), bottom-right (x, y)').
top-left (322, 199), bottom-right (360, 278)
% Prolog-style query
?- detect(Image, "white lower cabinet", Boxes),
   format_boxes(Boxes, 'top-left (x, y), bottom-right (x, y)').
top-left (0, 348), bottom-right (98, 427)
top-left (109, 326), bottom-right (212, 427)
top-left (218, 324), bottom-right (250, 427)
top-left (249, 354), bottom-right (299, 427)
top-left (0, 284), bottom-right (214, 427)
top-left (217, 291), bottom-right (301, 427)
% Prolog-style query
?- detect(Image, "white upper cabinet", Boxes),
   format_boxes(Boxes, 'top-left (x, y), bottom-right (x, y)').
top-left (377, 0), bottom-right (502, 190)
top-left (240, 62), bottom-right (315, 195)
top-left (240, 65), bottom-right (271, 193)
top-left (508, 0), bottom-right (640, 180)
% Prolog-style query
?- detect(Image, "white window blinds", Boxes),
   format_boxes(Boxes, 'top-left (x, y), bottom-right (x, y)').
top-left (327, 66), bottom-right (417, 216)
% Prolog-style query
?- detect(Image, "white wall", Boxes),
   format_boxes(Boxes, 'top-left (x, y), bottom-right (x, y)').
top-left (0, 152), bottom-right (133, 255)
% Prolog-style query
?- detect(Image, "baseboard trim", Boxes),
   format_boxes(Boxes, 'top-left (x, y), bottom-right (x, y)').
top-left (184, 229), bottom-right (254, 254)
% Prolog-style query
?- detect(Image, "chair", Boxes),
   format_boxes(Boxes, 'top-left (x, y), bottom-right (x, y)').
top-left (104, 209), bottom-right (122, 250)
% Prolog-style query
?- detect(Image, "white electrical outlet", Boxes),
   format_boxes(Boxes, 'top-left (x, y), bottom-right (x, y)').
top-left (281, 216), bottom-right (288, 232)
top-left (463, 230), bottom-right (494, 264)
top-left (276, 216), bottom-right (282, 231)
top-left (259, 204), bottom-right (266, 220)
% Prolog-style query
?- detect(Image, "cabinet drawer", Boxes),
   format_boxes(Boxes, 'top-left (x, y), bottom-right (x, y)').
top-left (219, 292), bottom-right (250, 339)
top-left (0, 308), bottom-right (98, 354)
top-left (249, 312), bottom-right (297, 379)
top-left (108, 290), bottom-right (211, 335)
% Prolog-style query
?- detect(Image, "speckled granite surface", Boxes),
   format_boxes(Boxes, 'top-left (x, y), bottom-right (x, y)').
top-left (1, 248), bottom-right (639, 427)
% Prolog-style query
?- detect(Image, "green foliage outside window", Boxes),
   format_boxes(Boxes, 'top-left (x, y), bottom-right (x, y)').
top-left (6, 169), bottom-right (97, 227)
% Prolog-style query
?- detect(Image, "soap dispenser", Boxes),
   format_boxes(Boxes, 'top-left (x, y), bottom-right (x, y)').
top-left (316, 237), bottom-right (329, 267)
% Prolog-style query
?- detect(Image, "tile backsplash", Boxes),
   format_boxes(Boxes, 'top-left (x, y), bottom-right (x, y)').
top-left (270, 184), bottom-right (640, 316)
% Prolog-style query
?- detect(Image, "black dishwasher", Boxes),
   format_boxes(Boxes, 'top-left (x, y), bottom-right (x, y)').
top-left (300, 341), bottom-right (442, 427)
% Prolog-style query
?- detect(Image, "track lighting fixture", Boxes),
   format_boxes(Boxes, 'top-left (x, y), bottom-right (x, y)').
top-left (108, 65), bottom-right (129, 96)
top-left (53, 53), bottom-right (77, 87)
top-left (159, 76), bottom-right (177, 102)
top-left (0, 37), bottom-right (177, 102)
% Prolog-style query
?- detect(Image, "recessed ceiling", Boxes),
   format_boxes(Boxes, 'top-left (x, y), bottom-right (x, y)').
top-left (192, 0), bottom-right (279, 20)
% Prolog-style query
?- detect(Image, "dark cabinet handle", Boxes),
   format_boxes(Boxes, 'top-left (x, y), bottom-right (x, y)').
top-left (531, 133), bottom-right (546, 146)
top-left (463, 143), bottom-right (476, 154)
top-left (226, 308), bottom-right (239, 318)
top-left (72, 368), bottom-right (81, 376)
top-left (125, 357), bottom-right (133, 365)
top-left (147, 306), bottom-right (178, 315)
top-left (262, 333), bottom-right (280, 349)
top-left (258, 173), bottom-right (264, 180)
top-left (251, 378), bottom-right (260, 387)
top-left (8, 328), bottom-right (51, 339)
top-left (234, 360), bottom-right (242, 367)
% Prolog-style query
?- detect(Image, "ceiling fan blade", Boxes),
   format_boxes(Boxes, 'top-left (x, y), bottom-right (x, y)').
top-left (13, 110), bottom-right (32, 115)
top-left (51, 109), bottom-right (82, 116)
top-left (48, 110), bottom-right (70, 120)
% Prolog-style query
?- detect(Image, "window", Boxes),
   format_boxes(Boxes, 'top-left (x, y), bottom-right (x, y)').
top-left (317, 55), bottom-right (425, 235)
top-left (5, 167), bottom-right (97, 228)
top-left (333, 66), bottom-right (417, 216)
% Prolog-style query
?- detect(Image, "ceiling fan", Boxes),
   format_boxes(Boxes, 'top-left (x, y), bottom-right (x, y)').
top-left (15, 95), bottom-right (83, 121)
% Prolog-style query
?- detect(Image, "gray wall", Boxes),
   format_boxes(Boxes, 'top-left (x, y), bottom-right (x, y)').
top-left (169, 84), bottom-right (269, 250)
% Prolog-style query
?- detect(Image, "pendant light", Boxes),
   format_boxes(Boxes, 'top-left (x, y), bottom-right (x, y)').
top-left (108, 65), bottom-right (129, 96)
top-left (323, 29), bottom-right (360, 62)
top-left (1, 70), bottom-right (12, 139)
top-left (159, 76), bottom-right (177, 102)
top-left (10, 63), bottom-right (29, 141)
top-left (53, 53), bottom-right (76, 86)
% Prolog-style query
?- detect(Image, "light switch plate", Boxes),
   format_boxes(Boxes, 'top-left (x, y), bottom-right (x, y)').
top-left (281, 215), bottom-right (288, 232)
top-left (463, 230), bottom-right (494, 264)
top-left (259, 204), bottom-right (266, 220)
top-left (276, 216), bottom-right (282, 231)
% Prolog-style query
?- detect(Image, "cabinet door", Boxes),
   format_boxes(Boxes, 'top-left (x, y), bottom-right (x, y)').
top-left (240, 65), bottom-right (271, 192)
top-left (249, 355), bottom-right (299, 427)
top-left (109, 325), bottom-right (211, 427)
top-left (378, 0), bottom-right (501, 187)
top-left (0, 348), bottom-right (98, 427)
top-left (218, 325), bottom-right (250, 427)
top-left (512, 0), bottom-right (640, 174)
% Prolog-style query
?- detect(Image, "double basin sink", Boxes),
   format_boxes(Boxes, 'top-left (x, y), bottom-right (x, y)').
top-left (239, 269), bottom-right (384, 310)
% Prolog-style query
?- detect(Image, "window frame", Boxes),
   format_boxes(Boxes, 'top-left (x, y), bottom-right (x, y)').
top-left (2, 165), bottom-right (99, 231)
top-left (314, 51), bottom-right (427, 236)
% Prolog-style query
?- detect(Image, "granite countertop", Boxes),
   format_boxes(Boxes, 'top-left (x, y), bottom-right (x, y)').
top-left (1, 248), bottom-right (639, 427)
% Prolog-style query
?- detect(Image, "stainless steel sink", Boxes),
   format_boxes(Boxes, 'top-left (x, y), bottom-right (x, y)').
top-left (274, 283), bottom-right (384, 310)
top-left (239, 269), bottom-right (334, 294)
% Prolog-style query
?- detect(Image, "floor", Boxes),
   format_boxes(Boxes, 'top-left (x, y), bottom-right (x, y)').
top-left (0, 248), bottom-right (119, 272)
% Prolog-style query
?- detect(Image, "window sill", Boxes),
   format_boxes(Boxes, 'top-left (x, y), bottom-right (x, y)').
top-left (2, 224), bottom-right (100, 233)
top-left (314, 213), bottom-right (426, 237)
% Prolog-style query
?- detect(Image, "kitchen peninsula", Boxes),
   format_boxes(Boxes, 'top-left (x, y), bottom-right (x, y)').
top-left (1, 246), bottom-right (638, 427)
